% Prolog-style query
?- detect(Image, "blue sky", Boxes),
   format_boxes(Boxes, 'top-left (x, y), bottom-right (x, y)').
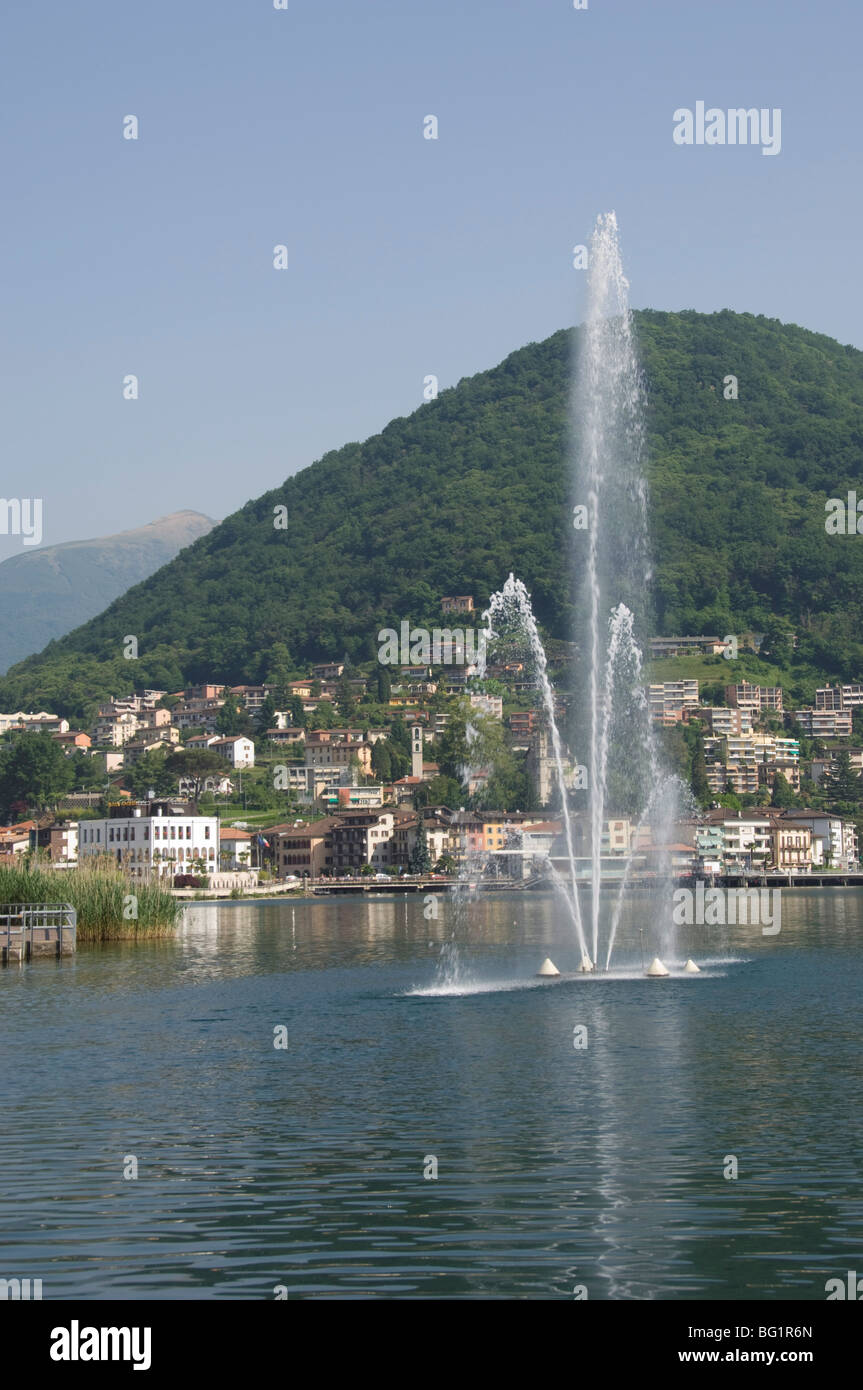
top-left (1, 0), bottom-right (860, 560)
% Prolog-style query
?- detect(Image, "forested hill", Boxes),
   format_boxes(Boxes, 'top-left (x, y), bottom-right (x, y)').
top-left (2, 309), bottom-right (863, 722)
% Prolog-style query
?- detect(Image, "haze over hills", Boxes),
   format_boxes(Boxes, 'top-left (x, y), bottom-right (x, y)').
top-left (2, 308), bottom-right (863, 723)
top-left (0, 511), bottom-right (216, 676)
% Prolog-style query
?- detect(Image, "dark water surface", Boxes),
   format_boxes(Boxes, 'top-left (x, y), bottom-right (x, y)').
top-left (1, 890), bottom-right (861, 1299)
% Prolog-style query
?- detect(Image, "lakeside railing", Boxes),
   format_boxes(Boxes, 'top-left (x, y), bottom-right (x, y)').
top-left (0, 903), bottom-right (77, 961)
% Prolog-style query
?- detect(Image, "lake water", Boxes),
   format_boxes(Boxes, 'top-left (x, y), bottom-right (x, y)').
top-left (1, 889), bottom-right (862, 1300)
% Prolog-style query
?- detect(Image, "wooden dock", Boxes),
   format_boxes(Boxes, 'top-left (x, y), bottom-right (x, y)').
top-left (0, 903), bottom-right (77, 963)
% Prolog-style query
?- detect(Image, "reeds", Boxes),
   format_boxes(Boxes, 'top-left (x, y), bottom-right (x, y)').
top-left (0, 856), bottom-right (180, 942)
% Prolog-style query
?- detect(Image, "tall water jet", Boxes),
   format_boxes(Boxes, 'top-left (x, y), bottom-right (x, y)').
top-left (573, 212), bottom-right (657, 968)
top-left (457, 214), bottom-right (684, 978)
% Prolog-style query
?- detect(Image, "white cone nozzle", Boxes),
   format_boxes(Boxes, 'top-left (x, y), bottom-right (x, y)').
top-left (646, 957), bottom-right (670, 977)
top-left (537, 957), bottom-right (560, 977)
top-left (577, 955), bottom-right (595, 973)
top-left (683, 959), bottom-right (700, 974)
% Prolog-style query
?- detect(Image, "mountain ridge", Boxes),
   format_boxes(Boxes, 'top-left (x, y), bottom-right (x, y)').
top-left (0, 511), bottom-right (216, 676)
top-left (2, 308), bottom-right (862, 721)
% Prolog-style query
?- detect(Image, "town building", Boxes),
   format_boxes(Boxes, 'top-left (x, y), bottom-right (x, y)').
top-left (649, 636), bottom-right (731, 658)
top-left (329, 809), bottom-right (397, 873)
top-left (772, 821), bottom-right (812, 873)
top-left (794, 709), bottom-right (853, 738)
top-left (92, 711), bottom-right (139, 746)
top-left (30, 821), bottom-right (79, 864)
top-left (815, 684), bottom-right (863, 710)
top-left (704, 734), bottom-right (800, 795)
top-left (648, 681), bottom-right (699, 724)
top-left (218, 826), bottom-right (254, 870)
top-left (695, 707), bottom-right (753, 737)
top-left (725, 683), bottom-right (784, 713)
top-left (469, 692), bottom-right (504, 720)
top-left (0, 711), bottom-right (70, 735)
top-left (78, 800), bottom-right (219, 879)
top-left (52, 731), bottom-right (93, 751)
top-left (208, 736), bottom-right (255, 768)
top-left (228, 685), bottom-right (271, 712)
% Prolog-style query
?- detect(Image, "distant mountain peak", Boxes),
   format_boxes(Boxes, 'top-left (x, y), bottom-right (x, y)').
top-left (0, 510), bottom-right (217, 674)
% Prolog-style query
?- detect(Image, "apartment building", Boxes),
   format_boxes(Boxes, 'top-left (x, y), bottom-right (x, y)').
top-left (228, 685), bottom-right (271, 712)
top-left (772, 822), bottom-right (812, 872)
top-left (696, 707), bottom-right (753, 736)
top-left (704, 734), bottom-right (800, 795)
top-left (93, 711), bottom-right (139, 746)
top-left (173, 700), bottom-right (224, 733)
top-left (269, 819), bottom-right (337, 875)
top-left (469, 692), bottom-right (503, 720)
top-left (330, 810), bottom-right (397, 872)
top-left (135, 707), bottom-right (173, 730)
top-left (696, 811), bottom-right (773, 870)
top-left (725, 683), bottom-right (784, 713)
top-left (815, 684), bottom-right (863, 710)
top-left (648, 681), bottom-right (699, 724)
top-left (794, 709), bottom-right (853, 738)
top-left (389, 810), bottom-right (450, 868)
top-left (304, 737), bottom-right (372, 776)
top-left (182, 684), bottom-right (225, 702)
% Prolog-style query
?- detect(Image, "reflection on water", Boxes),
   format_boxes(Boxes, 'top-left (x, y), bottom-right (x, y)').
top-left (0, 890), bottom-right (862, 1299)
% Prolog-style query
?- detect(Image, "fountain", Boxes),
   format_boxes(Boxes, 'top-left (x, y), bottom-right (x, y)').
top-left (475, 213), bottom-right (686, 977)
top-left (426, 213), bottom-right (690, 987)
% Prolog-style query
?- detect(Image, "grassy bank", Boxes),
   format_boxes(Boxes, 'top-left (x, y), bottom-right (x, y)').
top-left (0, 859), bottom-right (181, 942)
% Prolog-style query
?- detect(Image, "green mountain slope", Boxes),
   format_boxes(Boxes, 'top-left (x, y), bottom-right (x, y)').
top-left (2, 310), bottom-right (862, 722)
